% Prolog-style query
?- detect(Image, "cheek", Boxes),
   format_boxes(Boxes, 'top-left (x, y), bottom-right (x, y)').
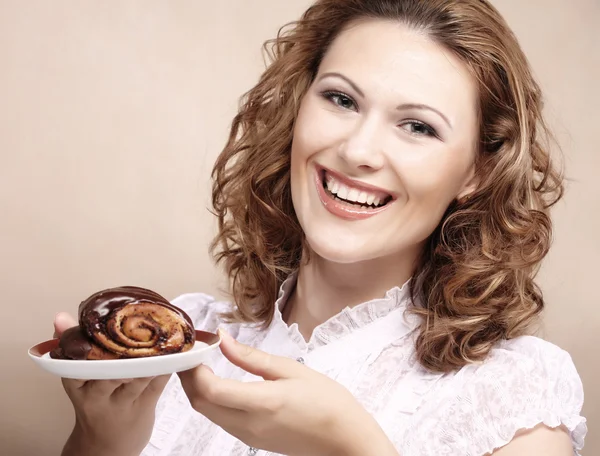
top-left (290, 108), bottom-right (314, 171)
top-left (291, 95), bottom-right (347, 162)
top-left (393, 150), bottom-right (471, 208)
top-left (290, 109), bottom-right (331, 192)
top-left (290, 130), bottom-right (309, 191)
top-left (290, 116), bottom-right (315, 206)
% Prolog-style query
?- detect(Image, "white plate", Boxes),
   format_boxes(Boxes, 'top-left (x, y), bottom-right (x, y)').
top-left (28, 330), bottom-right (221, 380)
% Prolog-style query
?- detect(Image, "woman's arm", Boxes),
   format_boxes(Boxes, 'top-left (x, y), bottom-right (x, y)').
top-left (178, 330), bottom-right (400, 456)
top-left (329, 412), bottom-right (399, 456)
top-left (54, 313), bottom-right (170, 456)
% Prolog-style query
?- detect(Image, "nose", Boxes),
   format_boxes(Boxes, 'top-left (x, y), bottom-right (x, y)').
top-left (337, 115), bottom-right (385, 171)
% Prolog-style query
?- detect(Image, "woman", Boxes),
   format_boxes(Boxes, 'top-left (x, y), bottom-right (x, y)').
top-left (54, 0), bottom-right (587, 455)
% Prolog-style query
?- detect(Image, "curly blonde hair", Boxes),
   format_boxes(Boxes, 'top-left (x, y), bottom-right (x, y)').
top-left (210, 0), bottom-right (563, 373)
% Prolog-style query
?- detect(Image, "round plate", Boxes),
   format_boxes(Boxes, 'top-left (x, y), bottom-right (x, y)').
top-left (28, 330), bottom-right (221, 380)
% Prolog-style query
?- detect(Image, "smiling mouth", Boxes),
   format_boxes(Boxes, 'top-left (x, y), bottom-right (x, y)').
top-left (320, 169), bottom-right (393, 210)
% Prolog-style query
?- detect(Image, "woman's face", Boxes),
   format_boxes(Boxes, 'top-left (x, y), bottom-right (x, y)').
top-left (290, 19), bottom-right (479, 265)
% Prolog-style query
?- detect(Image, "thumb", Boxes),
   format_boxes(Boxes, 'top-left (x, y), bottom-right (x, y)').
top-left (53, 312), bottom-right (78, 338)
top-left (218, 329), bottom-right (304, 381)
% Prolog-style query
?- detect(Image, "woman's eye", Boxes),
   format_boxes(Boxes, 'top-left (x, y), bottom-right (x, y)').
top-left (400, 120), bottom-right (437, 138)
top-left (323, 91), bottom-right (357, 111)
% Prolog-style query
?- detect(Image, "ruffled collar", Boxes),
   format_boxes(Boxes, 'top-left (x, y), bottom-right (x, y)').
top-left (271, 271), bottom-right (415, 349)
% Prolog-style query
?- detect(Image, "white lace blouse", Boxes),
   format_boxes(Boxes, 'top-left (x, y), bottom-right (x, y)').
top-left (141, 275), bottom-right (587, 456)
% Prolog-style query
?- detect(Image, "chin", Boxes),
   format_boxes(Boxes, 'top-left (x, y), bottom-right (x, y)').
top-left (303, 231), bottom-right (380, 265)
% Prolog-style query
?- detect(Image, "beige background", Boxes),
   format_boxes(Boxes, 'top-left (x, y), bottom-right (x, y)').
top-left (1, 1), bottom-right (597, 455)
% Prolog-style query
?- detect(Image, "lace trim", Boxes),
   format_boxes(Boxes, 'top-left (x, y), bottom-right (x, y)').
top-left (479, 413), bottom-right (587, 456)
top-left (271, 272), bottom-right (413, 347)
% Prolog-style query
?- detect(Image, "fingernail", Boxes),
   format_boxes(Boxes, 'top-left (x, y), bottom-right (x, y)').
top-left (218, 328), bottom-right (238, 346)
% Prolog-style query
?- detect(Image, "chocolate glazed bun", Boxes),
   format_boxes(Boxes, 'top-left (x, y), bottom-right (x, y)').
top-left (50, 286), bottom-right (195, 360)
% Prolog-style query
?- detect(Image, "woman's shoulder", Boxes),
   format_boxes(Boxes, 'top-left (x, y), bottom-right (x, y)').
top-left (481, 335), bottom-right (585, 409)
top-left (486, 335), bottom-right (582, 381)
top-left (170, 291), bottom-right (234, 333)
top-left (399, 335), bottom-right (587, 455)
top-left (494, 333), bottom-right (575, 358)
top-left (478, 335), bottom-right (584, 404)
top-left (460, 336), bottom-right (586, 452)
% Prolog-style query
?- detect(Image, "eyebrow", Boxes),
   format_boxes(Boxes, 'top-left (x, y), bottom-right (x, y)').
top-left (396, 103), bottom-right (453, 130)
top-left (317, 71), bottom-right (453, 130)
top-left (318, 71), bottom-right (365, 97)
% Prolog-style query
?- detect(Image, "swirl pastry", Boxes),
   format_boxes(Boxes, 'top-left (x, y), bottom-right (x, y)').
top-left (50, 286), bottom-right (195, 360)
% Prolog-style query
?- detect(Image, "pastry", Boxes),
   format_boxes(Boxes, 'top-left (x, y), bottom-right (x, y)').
top-left (50, 286), bottom-right (195, 360)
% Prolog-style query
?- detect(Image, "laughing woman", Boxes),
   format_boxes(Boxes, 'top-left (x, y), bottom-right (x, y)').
top-left (55, 1), bottom-right (587, 455)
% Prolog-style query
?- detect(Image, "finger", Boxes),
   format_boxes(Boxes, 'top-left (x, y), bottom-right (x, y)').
top-left (83, 379), bottom-right (132, 397)
top-left (112, 375), bottom-right (170, 402)
top-left (53, 312), bottom-right (77, 338)
top-left (187, 395), bottom-right (247, 432)
top-left (110, 377), bottom-right (154, 402)
top-left (192, 402), bottom-right (262, 451)
top-left (178, 364), bottom-right (271, 411)
top-left (141, 374), bottom-right (172, 399)
top-left (61, 377), bottom-right (88, 397)
top-left (218, 329), bottom-right (304, 380)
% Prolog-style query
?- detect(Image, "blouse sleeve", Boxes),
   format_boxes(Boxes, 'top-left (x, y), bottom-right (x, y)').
top-left (169, 292), bottom-right (228, 332)
top-left (401, 336), bottom-right (587, 456)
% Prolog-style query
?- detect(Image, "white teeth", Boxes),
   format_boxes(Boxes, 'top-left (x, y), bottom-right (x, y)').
top-left (337, 184), bottom-right (349, 200)
top-left (324, 171), bottom-right (388, 207)
top-left (347, 188), bottom-right (359, 202)
top-left (326, 174), bottom-right (340, 194)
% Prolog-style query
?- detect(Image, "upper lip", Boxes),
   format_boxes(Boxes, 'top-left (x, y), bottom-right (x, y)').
top-left (317, 165), bottom-right (396, 200)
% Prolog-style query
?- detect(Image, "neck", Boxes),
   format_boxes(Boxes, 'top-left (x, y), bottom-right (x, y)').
top-left (283, 248), bottom-right (419, 341)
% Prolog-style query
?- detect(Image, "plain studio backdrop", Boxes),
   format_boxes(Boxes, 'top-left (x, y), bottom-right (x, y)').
top-left (1, 1), bottom-right (598, 455)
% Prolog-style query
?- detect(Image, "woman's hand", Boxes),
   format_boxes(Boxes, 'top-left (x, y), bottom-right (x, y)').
top-left (54, 313), bottom-right (170, 456)
top-left (178, 330), bottom-right (399, 456)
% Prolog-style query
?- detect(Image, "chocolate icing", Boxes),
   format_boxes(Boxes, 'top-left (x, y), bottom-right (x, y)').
top-left (78, 286), bottom-right (194, 338)
top-left (50, 326), bottom-right (92, 360)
